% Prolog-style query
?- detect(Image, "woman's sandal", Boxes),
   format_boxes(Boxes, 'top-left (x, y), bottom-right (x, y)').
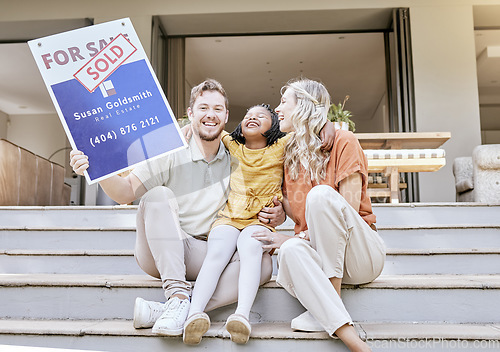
top-left (225, 313), bottom-right (251, 344)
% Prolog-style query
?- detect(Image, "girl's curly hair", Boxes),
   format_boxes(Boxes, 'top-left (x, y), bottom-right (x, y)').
top-left (229, 104), bottom-right (287, 147)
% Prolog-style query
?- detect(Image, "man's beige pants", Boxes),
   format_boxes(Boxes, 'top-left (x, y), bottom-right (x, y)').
top-left (134, 186), bottom-right (273, 311)
top-left (277, 185), bottom-right (386, 336)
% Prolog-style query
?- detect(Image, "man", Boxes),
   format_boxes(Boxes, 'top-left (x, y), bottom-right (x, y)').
top-left (70, 79), bottom-right (284, 336)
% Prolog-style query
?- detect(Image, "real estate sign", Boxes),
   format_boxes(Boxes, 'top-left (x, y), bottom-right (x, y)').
top-left (28, 18), bottom-right (186, 184)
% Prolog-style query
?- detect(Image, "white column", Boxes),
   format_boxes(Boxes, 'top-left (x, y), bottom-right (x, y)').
top-left (410, 5), bottom-right (481, 202)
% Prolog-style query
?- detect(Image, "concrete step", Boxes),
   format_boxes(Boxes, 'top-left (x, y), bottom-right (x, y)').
top-left (373, 203), bottom-right (500, 227)
top-left (0, 206), bottom-right (137, 229)
top-left (2, 248), bottom-right (499, 275)
top-left (0, 228), bottom-right (136, 251)
top-left (0, 344), bottom-right (104, 352)
top-left (0, 250), bottom-right (143, 275)
top-left (0, 274), bottom-right (499, 324)
top-left (382, 248), bottom-right (500, 275)
top-left (0, 203), bottom-right (499, 229)
top-left (0, 320), bottom-right (499, 352)
top-left (1, 224), bottom-right (499, 251)
top-left (378, 225), bottom-right (500, 249)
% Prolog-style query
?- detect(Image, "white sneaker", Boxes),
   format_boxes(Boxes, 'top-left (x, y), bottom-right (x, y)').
top-left (152, 297), bottom-right (191, 336)
top-left (133, 297), bottom-right (166, 329)
top-left (291, 311), bottom-right (324, 332)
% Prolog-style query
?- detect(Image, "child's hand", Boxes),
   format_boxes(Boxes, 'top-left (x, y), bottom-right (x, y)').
top-left (181, 124), bottom-right (193, 141)
top-left (320, 120), bottom-right (335, 151)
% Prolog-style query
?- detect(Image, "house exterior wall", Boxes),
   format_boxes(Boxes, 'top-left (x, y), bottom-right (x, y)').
top-left (411, 5), bottom-right (482, 201)
top-left (1, 0), bottom-right (498, 202)
top-left (7, 114), bottom-right (67, 166)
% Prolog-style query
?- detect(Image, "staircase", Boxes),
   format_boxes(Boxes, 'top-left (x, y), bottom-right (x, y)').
top-left (0, 203), bottom-right (499, 351)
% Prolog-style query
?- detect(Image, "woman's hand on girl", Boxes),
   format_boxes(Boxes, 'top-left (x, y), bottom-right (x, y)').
top-left (252, 229), bottom-right (290, 250)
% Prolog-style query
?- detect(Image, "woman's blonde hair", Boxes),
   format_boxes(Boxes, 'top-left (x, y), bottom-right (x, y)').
top-left (282, 78), bottom-right (331, 182)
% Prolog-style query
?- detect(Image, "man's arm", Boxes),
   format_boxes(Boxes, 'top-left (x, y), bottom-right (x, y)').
top-left (99, 173), bottom-right (147, 204)
top-left (319, 120), bottom-right (336, 151)
top-left (339, 172), bottom-right (362, 212)
top-left (70, 150), bottom-right (147, 204)
top-left (258, 196), bottom-right (287, 227)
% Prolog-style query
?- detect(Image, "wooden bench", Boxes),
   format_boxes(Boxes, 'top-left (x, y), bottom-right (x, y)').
top-left (364, 148), bottom-right (446, 203)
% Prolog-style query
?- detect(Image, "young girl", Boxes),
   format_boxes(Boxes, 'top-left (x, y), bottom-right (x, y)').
top-left (182, 104), bottom-right (290, 345)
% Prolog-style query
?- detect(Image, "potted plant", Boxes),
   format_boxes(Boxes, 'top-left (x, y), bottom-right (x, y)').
top-left (327, 95), bottom-right (355, 132)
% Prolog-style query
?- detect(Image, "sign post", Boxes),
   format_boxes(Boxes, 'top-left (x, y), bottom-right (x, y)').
top-left (29, 18), bottom-right (187, 184)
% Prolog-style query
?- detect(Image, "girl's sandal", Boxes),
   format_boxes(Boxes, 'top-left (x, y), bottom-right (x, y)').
top-left (225, 313), bottom-right (251, 344)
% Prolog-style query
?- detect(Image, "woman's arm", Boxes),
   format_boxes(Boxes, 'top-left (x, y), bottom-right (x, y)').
top-left (339, 172), bottom-right (362, 212)
top-left (281, 194), bottom-right (295, 223)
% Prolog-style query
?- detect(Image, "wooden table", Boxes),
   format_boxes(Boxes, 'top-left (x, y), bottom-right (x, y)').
top-left (355, 132), bottom-right (451, 150)
top-left (354, 132), bottom-right (451, 203)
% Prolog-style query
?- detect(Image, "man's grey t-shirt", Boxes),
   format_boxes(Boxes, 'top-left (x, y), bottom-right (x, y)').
top-left (132, 137), bottom-right (230, 238)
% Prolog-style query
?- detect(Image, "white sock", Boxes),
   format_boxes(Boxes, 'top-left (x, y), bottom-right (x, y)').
top-left (234, 225), bottom-right (266, 319)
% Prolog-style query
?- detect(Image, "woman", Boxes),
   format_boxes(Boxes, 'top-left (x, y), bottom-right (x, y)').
top-left (252, 78), bottom-right (386, 352)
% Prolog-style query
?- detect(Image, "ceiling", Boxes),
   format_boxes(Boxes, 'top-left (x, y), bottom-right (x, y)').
top-left (185, 33), bottom-right (387, 127)
top-left (0, 42), bottom-right (55, 115)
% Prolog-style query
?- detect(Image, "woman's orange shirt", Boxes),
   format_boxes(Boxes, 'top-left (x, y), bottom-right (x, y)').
top-left (283, 129), bottom-right (376, 233)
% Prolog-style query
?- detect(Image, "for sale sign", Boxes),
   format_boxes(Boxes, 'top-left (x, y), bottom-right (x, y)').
top-left (29, 18), bottom-right (187, 184)
top-left (74, 34), bottom-right (137, 93)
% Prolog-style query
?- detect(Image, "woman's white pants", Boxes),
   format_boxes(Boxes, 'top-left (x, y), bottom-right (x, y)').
top-left (277, 185), bottom-right (386, 335)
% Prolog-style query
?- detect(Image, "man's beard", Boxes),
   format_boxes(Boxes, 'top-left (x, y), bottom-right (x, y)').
top-left (196, 124), bottom-right (224, 142)
top-left (198, 130), bottom-right (219, 142)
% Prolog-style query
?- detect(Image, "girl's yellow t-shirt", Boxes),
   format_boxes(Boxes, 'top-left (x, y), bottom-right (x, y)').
top-left (212, 131), bottom-right (292, 231)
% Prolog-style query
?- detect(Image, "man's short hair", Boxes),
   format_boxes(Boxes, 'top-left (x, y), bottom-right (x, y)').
top-left (189, 79), bottom-right (229, 110)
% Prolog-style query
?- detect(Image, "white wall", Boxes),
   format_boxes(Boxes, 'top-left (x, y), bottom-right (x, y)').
top-left (355, 92), bottom-right (389, 133)
top-left (410, 5), bottom-right (482, 202)
top-left (6, 113), bottom-right (68, 166)
top-left (1, 0), bottom-right (497, 203)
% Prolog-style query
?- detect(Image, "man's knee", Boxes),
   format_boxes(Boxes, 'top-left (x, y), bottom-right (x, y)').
top-left (140, 186), bottom-right (175, 204)
top-left (139, 187), bottom-right (177, 214)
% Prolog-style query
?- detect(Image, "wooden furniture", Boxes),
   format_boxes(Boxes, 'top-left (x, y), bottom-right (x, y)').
top-left (356, 132), bottom-right (451, 150)
top-left (0, 139), bottom-right (71, 206)
top-left (354, 132), bottom-right (451, 203)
